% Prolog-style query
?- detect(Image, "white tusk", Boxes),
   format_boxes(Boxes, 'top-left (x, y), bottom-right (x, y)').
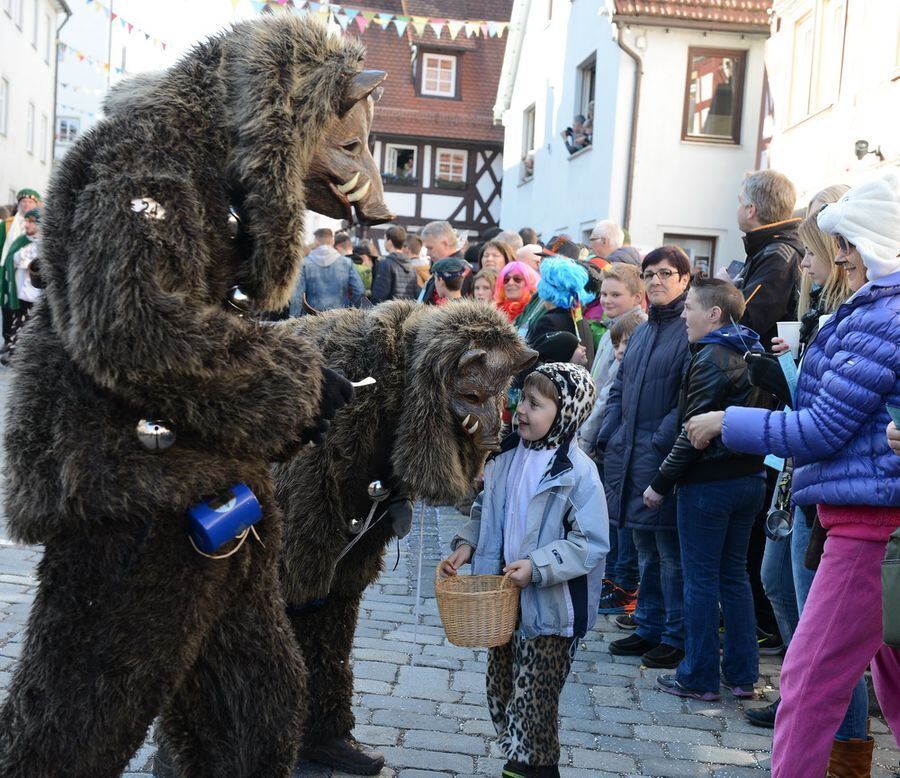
top-left (463, 414), bottom-right (472, 427)
top-left (337, 173), bottom-right (360, 194)
top-left (346, 180), bottom-right (371, 203)
top-left (466, 419), bottom-right (479, 435)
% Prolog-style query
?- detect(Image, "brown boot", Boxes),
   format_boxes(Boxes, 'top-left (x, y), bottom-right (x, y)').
top-left (825, 736), bottom-right (875, 778)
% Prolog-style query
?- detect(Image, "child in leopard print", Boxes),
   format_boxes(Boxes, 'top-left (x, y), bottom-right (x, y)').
top-left (441, 363), bottom-right (610, 778)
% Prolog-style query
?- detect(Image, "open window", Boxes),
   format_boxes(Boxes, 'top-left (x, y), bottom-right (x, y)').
top-left (521, 105), bottom-right (535, 182)
top-left (682, 48), bottom-right (746, 144)
top-left (383, 143), bottom-right (418, 186)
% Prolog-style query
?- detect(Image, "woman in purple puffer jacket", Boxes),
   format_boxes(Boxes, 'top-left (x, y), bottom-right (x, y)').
top-left (686, 171), bottom-right (900, 778)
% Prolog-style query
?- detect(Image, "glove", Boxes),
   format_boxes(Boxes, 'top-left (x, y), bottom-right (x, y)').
top-left (745, 352), bottom-right (792, 408)
top-left (299, 367), bottom-right (355, 446)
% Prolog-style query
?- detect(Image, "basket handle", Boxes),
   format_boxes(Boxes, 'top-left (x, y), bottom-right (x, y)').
top-left (436, 559), bottom-right (456, 583)
top-left (499, 570), bottom-right (515, 590)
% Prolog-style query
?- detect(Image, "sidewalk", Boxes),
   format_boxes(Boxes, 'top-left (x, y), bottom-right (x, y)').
top-left (0, 505), bottom-right (897, 777)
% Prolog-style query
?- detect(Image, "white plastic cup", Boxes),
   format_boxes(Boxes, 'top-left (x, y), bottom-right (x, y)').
top-left (776, 321), bottom-right (802, 359)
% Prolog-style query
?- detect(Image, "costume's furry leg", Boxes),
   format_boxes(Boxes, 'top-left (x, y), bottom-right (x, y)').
top-left (0, 516), bottom-right (232, 778)
top-left (158, 513), bottom-right (306, 778)
top-left (286, 592), bottom-right (360, 744)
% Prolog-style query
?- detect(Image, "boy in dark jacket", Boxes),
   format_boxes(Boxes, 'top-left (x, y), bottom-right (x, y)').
top-left (645, 278), bottom-right (767, 700)
top-left (371, 225), bottom-right (419, 303)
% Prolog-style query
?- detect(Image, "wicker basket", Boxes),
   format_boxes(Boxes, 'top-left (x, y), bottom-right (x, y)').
top-left (435, 567), bottom-right (520, 648)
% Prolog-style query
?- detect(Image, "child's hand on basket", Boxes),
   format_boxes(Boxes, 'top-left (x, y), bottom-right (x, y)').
top-left (503, 559), bottom-right (533, 588)
top-left (439, 545), bottom-right (473, 578)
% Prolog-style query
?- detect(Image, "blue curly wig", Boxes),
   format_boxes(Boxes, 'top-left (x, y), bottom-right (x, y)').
top-left (537, 257), bottom-right (591, 309)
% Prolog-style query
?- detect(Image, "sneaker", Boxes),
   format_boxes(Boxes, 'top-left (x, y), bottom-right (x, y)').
top-left (608, 633), bottom-right (659, 656)
top-left (656, 673), bottom-right (720, 701)
top-left (721, 677), bottom-right (757, 699)
top-left (744, 698), bottom-right (779, 728)
top-left (598, 583), bottom-right (638, 614)
top-left (641, 644), bottom-right (685, 669)
top-left (757, 627), bottom-right (784, 656)
top-left (614, 613), bottom-right (637, 630)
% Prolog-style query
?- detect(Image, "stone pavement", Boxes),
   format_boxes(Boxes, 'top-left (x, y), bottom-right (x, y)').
top-left (0, 502), bottom-right (898, 777)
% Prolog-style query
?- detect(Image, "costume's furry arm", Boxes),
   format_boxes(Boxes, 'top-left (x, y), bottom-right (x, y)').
top-left (62, 172), bottom-right (323, 459)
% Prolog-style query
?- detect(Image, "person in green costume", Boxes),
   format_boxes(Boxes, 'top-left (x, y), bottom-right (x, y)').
top-left (0, 189), bottom-right (41, 349)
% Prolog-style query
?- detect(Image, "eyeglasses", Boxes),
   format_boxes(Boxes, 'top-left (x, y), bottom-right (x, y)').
top-left (505, 275), bottom-right (525, 284)
top-left (641, 268), bottom-right (679, 282)
top-left (836, 235), bottom-right (855, 253)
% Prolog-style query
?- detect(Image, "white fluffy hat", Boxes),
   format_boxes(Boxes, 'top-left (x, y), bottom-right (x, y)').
top-left (817, 170), bottom-right (900, 282)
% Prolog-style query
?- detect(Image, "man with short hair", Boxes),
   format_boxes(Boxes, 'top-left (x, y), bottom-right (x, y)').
top-left (589, 220), bottom-right (625, 261)
top-left (518, 227), bottom-right (538, 246)
top-left (312, 227), bottom-right (334, 247)
top-left (334, 232), bottom-right (353, 256)
top-left (420, 220), bottom-right (458, 262)
top-left (371, 225), bottom-right (418, 303)
top-left (291, 229), bottom-right (364, 313)
top-left (733, 169), bottom-right (803, 351)
top-left (496, 230), bottom-right (524, 252)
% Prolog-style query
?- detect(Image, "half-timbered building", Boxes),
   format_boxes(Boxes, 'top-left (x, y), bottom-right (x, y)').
top-left (345, 1), bottom-right (510, 240)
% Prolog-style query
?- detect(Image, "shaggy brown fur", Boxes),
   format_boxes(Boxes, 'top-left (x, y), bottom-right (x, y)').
top-left (0, 15), bottom-right (376, 778)
top-left (275, 300), bottom-right (536, 745)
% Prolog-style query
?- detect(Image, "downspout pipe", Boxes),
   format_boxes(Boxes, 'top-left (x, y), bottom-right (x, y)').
top-left (51, 1), bottom-right (73, 166)
top-left (614, 23), bottom-right (642, 232)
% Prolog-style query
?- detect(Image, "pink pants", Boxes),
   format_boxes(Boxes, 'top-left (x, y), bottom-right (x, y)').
top-left (772, 532), bottom-right (900, 777)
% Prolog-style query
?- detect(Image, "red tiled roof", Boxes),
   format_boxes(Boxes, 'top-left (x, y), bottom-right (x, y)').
top-left (613, 1), bottom-right (771, 29)
top-left (347, 1), bottom-right (511, 144)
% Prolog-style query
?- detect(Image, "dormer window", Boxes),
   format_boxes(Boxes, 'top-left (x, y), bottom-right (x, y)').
top-left (421, 53), bottom-right (458, 98)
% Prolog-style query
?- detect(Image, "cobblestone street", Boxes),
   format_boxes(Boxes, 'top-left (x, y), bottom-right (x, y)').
top-left (0, 376), bottom-right (898, 777)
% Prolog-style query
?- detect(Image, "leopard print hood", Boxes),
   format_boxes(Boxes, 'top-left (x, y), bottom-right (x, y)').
top-left (522, 362), bottom-right (596, 451)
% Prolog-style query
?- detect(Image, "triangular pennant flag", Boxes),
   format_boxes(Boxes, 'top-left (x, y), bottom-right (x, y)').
top-left (230, 0), bottom-right (241, 10)
top-left (480, 23), bottom-right (488, 37)
top-left (447, 20), bottom-right (464, 39)
top-left (393, 19), bottom-right (407, 36)
top-left (127, 22), bottom-right (133, 32)
top-left (249, 0), bottom-right (265, 12)
top-left (354, 13), bottom-right (369, 32)
top-left (360, 10), bottom-right (375, 19)
top-left (110, 11), bottom-right (116, 20)
top-left (308, 1), bottom-right (320, 10)
top-left (412, 16), bottom-right (427, 35)
top-left (336, 11), bottom-right (351, 29)
top-left (429, 21), bottom-right (444, 38)
top-left (162, 42), bottom-right (167, 50)
top-left (376, 13), bottom-right (392, 29)
top-left (487, 21), bottom-right (497, 36)
top-left (464, 21), bottom-right (478, 37)
top-left (342, 7), bottom-right (357, 18)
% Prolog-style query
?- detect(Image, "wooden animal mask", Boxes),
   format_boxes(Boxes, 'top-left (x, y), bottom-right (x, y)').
top-left (305, 70), bottom-right (394, 225)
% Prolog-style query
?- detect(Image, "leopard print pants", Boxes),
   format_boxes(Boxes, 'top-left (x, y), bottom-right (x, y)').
top-left (486, 634), bottom-right (574, 766)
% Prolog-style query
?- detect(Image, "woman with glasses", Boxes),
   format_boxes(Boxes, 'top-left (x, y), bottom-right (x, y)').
top-left (495, 261), bottom-right (540, 322)
top-left (686, 172), bottom-right (900, 778)
top-left (598, 246), bottom-right (692, 669)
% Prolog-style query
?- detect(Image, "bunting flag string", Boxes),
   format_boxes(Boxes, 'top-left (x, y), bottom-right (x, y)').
top-left (60, 82), bottom-right (108, 96)
top-left (59, 102), bottom-right (98, 119)
top-left (58, 41), bottom-right (130, 76)
top-left (253, 0), bottom-right (510, 39)
top-left (83, 0), bottom-right (170, 51)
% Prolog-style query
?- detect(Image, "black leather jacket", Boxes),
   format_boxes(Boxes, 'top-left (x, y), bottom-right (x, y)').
top-left (651, 341), bottom-right (765, 494)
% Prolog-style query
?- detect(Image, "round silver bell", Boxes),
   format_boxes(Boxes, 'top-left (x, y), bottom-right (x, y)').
top-left (367, 480), bottom-right (390, 502)
top-left (348, 517), bottom-right (362, 535)
top-left (136, 419), bottom-right (176, 452)
top-left (226, 206), bottom-right (241, 240)
top-left (226, 285), bottom-right (253, 314)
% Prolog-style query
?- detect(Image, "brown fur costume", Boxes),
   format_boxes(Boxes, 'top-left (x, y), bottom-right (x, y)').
top-left (0, 16), bottom-right (388, 778)
top-left (276, 300), bottom-right (537, 749)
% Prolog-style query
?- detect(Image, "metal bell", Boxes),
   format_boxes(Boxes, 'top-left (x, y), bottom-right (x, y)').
top-left (136, 419), bottom-right (176, 452)
top-left (226, 206), bottom-right (241, 240)
top-left (226, 285), bottom-right (253, 315)
top-left (348, 517), bottom-right (362, 535)
top-left (367, 480), bottom-right (390, 502)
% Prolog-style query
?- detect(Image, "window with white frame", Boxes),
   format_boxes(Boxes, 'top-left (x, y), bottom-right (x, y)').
top-left (57, 116), bottom-right (80, 144)
top-left (43, 11), bottom-right (51, 63)
top-left (31, 0), bottom-right (38, 47)
top-left (421, 53), bottom-right (457, 98)
top-left (26, 102), bottom-right (34, 154)
top-left (576, 55), bottom-right (595, 123)
top-left (521, 105), bottom-right (535, 181)
top-left (384, 144), bottom-right (417, 178)
top-left (14, 0), bottom-right (23, 29)
top-left (0, 77), bottom-right (8, 136)
top-left (789, 13), bottom-right (815, 123)
top-left (434, 148), bottom-right (467, 185)
top-left (40, 113), bottom-right (47, 162)
top-left (788, 0), bottom-right (847, 123)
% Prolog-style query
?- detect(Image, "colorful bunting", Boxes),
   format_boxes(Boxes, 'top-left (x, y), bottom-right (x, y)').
top-left (79, 0), bottom-right (171, 51)
top-left (253, 1), bottom-right (510, 39)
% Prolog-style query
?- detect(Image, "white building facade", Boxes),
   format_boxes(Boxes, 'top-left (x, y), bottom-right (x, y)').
top-left (496, 0), bottom-right (771, 274)
top-left (0, 0), bottom-right (70, 203)
top-left (762, 0), bottom-right (899, 203)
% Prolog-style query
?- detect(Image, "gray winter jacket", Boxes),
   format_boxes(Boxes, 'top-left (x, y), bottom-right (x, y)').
top-left (452, 435), bottom-right (609, 640)
top-left (371, 252), bottom-right (418, 303)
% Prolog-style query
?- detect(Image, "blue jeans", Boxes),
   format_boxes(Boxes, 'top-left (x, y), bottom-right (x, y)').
top-left (791, 511), bottom-right (869, 740)
top-left (632, 528), bottom-right (683, 649)
top-left (676, 476), bottom-right (764, 693)
top-left (761, 523), bottom-right (800, 647)
top-left (607, 527), bottom-right (640, 590)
